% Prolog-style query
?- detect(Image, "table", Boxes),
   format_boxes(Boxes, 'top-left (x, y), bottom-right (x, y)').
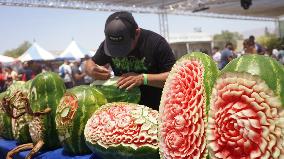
top-left (0, 138), bottom-right (100, 159)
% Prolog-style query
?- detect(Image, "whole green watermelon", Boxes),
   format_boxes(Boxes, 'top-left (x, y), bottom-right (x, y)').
top-left (28, 72), bottom-right (66, 150)
top-left (56, 85), bottom-right (107, 154)
top-left (0, 91), bottom-right (13, 140)
top-left (91, 76), bottom-right (141, 103)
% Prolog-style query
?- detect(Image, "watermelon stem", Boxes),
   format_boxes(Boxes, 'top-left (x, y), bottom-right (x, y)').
top-left (6, 143), bottom-right (34, 159)
top-left (31, 107), bottom-right (52, 117)
top-left (6, 140), bottom-right (45, 159)
top-left (26, 140), bottom-right (44, 159)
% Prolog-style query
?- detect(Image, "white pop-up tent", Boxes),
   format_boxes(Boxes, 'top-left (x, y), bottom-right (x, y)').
top-left (59, 40), bottom-right (92, 60)
top-left (18, 42), bottom-right (55, 62)
top-left (0, 55), bottom-right (17, 63)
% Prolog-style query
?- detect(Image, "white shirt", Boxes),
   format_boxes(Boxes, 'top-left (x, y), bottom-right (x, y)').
top-left (213, 52), bottom-right (221, 63)
top-left (59, 64), bottom-right (72, 83)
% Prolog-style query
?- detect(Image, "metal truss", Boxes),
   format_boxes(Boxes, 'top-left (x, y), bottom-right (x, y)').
top-left (0, 0), bottom-right (277, 21)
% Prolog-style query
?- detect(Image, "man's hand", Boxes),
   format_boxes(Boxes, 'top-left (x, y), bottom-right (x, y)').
top-left (117, 73), bottom-right (143, 90)
top-left (85, 59), bottom-right (111, 80)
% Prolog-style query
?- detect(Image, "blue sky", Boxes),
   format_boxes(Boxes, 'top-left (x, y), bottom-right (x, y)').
top-left (0, 6), bottom-right (276, 54)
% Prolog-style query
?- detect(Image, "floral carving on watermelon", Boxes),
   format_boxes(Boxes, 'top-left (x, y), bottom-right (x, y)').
top-left (159, 60), bottom-right (207, 159)
top-left (208, 72), bottom-right (284, 159)
top-left (84, 102), bottom-right (158, 150)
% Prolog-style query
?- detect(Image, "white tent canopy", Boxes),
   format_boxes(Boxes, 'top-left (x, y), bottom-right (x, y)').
top-left (59, 40), bottom-right (92, 59)
top-left (18, 42), bottom-right (55, 62)
top-left (0, 55), bottom-right (17, 63)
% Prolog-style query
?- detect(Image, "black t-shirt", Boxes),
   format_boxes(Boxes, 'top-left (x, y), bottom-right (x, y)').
top-left (93, 29), bottom-right (176, 110)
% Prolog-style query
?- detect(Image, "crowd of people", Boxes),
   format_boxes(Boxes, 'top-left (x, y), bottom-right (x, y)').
top-left (58, 55), bottom-right (94, 89)
top-left (212, 35), bottom-right (284, 69)
top-left (0, 55), bottom-right (94, 92)
top-left (1, 11), bottom-right (283, 111)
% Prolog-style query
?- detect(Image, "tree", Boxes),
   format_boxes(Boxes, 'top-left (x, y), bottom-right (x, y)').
top-left (3, 41), bottom-right (31, 58)
top-left (213, 30), bottom-right (243, 49)
top-left (257, 31), bottom-right (284, 54)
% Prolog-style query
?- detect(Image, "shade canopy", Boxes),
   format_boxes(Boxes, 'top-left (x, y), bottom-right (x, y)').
top-left (18, 42), bottom-right (55, 62)
top-left (0, 55), bottom-right (17, 63)
top-left (59, 40), bottom-right (92, 60)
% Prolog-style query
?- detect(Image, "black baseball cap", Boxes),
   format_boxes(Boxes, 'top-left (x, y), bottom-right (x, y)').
top-left (104, 11), bottom-right (138, 57)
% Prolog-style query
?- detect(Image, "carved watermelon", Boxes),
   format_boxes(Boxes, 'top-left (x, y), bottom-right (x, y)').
top-left (207, 54), bottom-right (284, 158)
top-left (56, 85), bottom-right (107, 154)
top-left (84, 102), bottom-right (159, 159)
top-left (28, 72), bottom-right (66, 150)
top-left (159, 52), bottom-right (219, 159)
top-left (91, 76), bottom-right (141, 103)
top-left (0, 91), bottom-right (13, 140)
top-left (5, 80), bottom-right (33, 144)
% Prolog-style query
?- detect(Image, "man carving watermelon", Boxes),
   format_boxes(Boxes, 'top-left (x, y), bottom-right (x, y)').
top-left (85, 11), bottom-right (176, 110)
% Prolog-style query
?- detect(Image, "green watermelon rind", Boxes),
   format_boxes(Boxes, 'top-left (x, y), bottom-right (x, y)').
top-left (56, 85), bottom-right (107, 155)
top-left (91, 77), bottom-right (141, 104)
top-left (221, 54), bottom-right (284, 105)
top-left (0, 91), bottom-right (13, 140)
top-left (9, 80), bottom-right (33, 144)
top-left (86, 141), bottom-right (159, 159)
top-left (29, 72), bottom-right (66, 150)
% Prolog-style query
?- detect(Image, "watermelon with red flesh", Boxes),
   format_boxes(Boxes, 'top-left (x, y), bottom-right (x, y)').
top-left (56, 85), bottom-right (107, 154)
top-left (207, 54), bottom-right (284, 158)
top-left (84, 102), bottom-right (159, 159)
top-left (159, 52), bottom-right (219, 159)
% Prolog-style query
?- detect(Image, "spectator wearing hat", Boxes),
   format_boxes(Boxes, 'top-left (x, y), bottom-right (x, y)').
top-left (85, 11), bottom-right (176, 110)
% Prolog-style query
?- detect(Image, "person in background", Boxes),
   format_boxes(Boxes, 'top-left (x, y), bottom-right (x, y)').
top-left (0, 63), bottom-right (5, 92)
top-left (59, 60), bottom-right (73, 88)
top-left (4, 66), bottom-right (18, 81)
top-left (72, 59), bottom-right (86, 86)
top-left (212, 46), bottom-right (221, 64)
top-left (41, 65), bottom-right (51, 73)
top-left (242, 39), bottom-right (256, 54)
top-left (81, 55), bottom-right (94, 85)
top-left (200, 48), bottom-right (209, 55)
top-left (249, 35), bottom-right (263, 54)
top-left (272, 48), bottom-right (279, 59)
top-left (3, 67), bottom-right (14, 90)
top-left (277, 45), bottom-right (284, 65)
top-left (219, 42), bottom-right (235, 70)
top-left (18, 62), bottom-right (34, 81)
top-left (85, 11), bottom-right (176, 110)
